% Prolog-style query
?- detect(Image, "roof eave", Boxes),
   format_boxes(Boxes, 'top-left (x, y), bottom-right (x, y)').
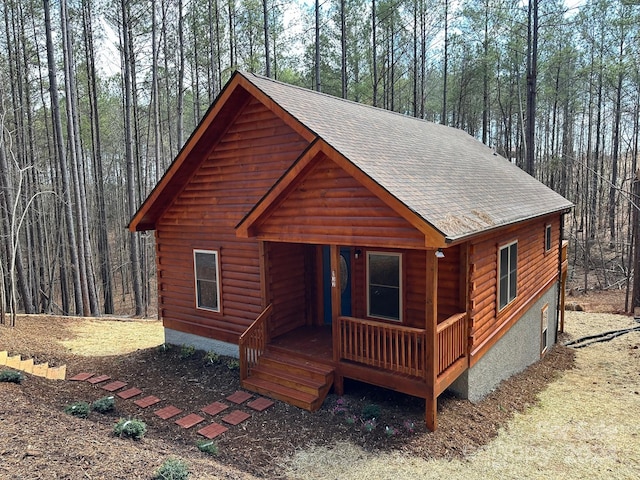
top-left (443, 204), bottom-right (574, 245)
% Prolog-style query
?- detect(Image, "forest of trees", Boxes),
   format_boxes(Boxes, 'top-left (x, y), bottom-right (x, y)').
top-left (1, 0), bottom-right (640, 323)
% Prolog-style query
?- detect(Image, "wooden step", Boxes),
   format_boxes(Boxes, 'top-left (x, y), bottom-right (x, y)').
top-left (242, 348), bottom-right (335, 412)
top-left (249, 364), bottom-right (326, 396)
top-left (258, 351), bottom-right (334, 382)
top-left (242, 377), bottom-right (321, 411)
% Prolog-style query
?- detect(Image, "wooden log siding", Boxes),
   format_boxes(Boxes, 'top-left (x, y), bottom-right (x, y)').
top-left (156, 98), bottom-right (309, 342)
top-left (255, 154), bottom-right (426, 249)
top-left (338, 316), bottom-right (426, 377)
top-left (267, 242), bottom-right (309, 338)
top-left (468, 216), bottom-right (561, 360)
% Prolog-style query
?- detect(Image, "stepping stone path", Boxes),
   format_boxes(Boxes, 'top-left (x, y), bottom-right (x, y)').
top-left (67, 373), bottom-right (274, 440)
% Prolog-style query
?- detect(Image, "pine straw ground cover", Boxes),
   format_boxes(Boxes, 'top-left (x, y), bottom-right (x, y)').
top-left (0, 308), bottom-right (637, 479)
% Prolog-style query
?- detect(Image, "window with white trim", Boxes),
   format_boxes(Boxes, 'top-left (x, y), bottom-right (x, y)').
top-left (541, 304), bottom-right (549, 355)
top-left (194, 250), bottom-right (221, 312)
top-left (367, 252), bottom-right (402, 321)
top-left (498, 241), bottom-right (518, 310)
top-left (545, 224), bottom-right (552, 252)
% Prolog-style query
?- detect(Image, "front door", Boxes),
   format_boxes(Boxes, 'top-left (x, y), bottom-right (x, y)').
top-left (322, 246), bottom-right (352, 324)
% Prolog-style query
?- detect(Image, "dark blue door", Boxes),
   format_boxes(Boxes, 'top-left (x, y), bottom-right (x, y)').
top-left (322, 246), bottom-right (352, 324)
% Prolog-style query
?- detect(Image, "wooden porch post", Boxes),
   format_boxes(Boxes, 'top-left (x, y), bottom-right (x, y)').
top-left (330, 244), bottom-right (344, 395)
top-left (258, 241), bottom-right (270, 343)
top-left (425, 249), bottom-right (438, 431)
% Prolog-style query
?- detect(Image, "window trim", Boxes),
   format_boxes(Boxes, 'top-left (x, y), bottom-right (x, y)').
top-left (193, 249), bottom-right (221, 313)
top-left (366, 251), bottom-right (403, 322)
top-left (498, 240), bottom-right (518, 311)
top-left (545, 224), bottom-right (552, 253)
top-left (541, 303), bottom-right (549, 356)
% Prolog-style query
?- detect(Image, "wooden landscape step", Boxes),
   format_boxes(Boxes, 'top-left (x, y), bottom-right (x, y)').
top-left (242, 349), bottom-right (335, 412)
top-left (0, 351), bottom-right (66, 380)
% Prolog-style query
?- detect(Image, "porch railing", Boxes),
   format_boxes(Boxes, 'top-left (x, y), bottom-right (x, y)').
top-left (436, 312), bottom-right (467, 376)
top-left (338, 316), bottom-right (426, 377)
top-left (238, 303), bottom-right (273, 381)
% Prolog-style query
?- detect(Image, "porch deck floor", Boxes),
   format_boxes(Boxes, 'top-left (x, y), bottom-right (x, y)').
top-left (270, 325), bottom-right (333, 362)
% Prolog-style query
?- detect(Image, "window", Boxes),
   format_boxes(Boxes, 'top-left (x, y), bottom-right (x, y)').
top-left (367, 252), bottom-right (402, 321)
top-left (541, 304), bottom-right (549, 355)
top-left (498, 241), bottom-right (518, 310)
top-left (545, 224), bottom-right (552, 252)
top-left (194, 250), bottom-right (220, 312)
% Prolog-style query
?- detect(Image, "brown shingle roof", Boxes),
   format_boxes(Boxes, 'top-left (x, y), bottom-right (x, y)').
top-left (244, 72), bottom-right (572, 241)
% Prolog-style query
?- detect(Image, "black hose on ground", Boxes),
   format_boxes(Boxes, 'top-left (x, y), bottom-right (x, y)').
top-left (564, 322), bottom-right (640, 349)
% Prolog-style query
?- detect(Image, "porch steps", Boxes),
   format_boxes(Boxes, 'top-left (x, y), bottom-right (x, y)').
top-left (242, 350), bottom-right (334, 412)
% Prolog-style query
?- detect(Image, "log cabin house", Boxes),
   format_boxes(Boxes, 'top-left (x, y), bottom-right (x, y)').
top-left (129, 71), bottom-right (572, 430)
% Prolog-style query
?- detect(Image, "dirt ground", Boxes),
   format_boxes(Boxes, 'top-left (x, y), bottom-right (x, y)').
top-left (0, 292), bottom-right (636, 479)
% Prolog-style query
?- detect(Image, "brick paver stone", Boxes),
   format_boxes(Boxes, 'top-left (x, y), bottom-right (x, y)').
top-left (102, 380), bottom-right (128, 392)
top-left (117, 387), bottom-right (143, 399)
top-left (134, 395), bottom-right (162, 408)
top-left (247, 397), bottom-right (275, 412)
top-left (175, 414), bottom-right (205, 429)
top-left (221, 410), bottom-right (251, 426)
top-left (226, 391), bottom-right (252, 404)
top-left (201, 401), bottom-right (229, 416)
top-left (69, 372), bottom-right (94, 381)
top-left (197, 423), bottom-right (228, 439)
top-left (154, 405), bottom-right (183, 420)
top-left (87, 374), bottom-right (111, 384)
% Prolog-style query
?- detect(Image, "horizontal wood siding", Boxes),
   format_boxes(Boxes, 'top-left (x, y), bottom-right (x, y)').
top-left (256, 154), bottom-right (426, 248)
top-left (437, 245), bottom-right (461, 319)
top-left (350, 247), bottom-right (461, 329)
top-left (156, 98), bottom-right (309, 343)
top-left (468, 215), bottom-right (561, 361)
top-left (267, 242), bottom-right (309, 338)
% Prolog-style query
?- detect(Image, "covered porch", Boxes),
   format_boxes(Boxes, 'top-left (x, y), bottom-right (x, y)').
top-left (238, 242), bottom-right (469, 430)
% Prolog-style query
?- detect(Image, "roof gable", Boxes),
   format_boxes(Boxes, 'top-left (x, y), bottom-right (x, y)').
top-left (236, 140), bottom-right (444, 248)
top-left (129, 72), bottom-right (315, 232)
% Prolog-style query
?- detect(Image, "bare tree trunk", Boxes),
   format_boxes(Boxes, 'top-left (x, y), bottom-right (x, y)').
top-left (372, 0), bottom-right (378, 106)
top-left (525, 0), bottom-right (538, 176)
top-left (43, 0), bottom-right (84, 316)
top-left (441, 0), bottom-right (448, 125)
top-left (83, 0), bottom-right (114, 314)
top-left (340, 0), bottom-right (346, 98)
top-left (177, 0), bottom-right (185, 148)
top-left (263, 0), bottom-right (270, 77)
top-left (315, 0), bottom-right (320, 92)
top-left (609, 37), bottom-right (624, 247)
top-left (120, 0), bottom-right (143, 316)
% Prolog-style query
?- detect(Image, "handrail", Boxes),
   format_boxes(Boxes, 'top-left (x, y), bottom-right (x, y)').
top-left (238, 303), bottom-right (273, 381)
top-left (338, 316), bottom-right (427, 377)
top-left (436, 312), bottom-right (467, 376)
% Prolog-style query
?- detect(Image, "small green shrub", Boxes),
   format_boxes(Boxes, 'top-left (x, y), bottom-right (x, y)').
top-left (361, 417), bottom-right (377, 433)
top-left (0, 369), bottom-right (22, 383)
top-left (113, 418), bottom-right (147, 440)
top-left (64, 401), bottom-right (90, 418)
top-left (154, 458), bottom-right (190, 479)
top-left (179, 344), bottom-right (196, 359)
top-left (226, 359), bottom-right (240, 371)
top-left (92, 396), bottom-right (115, 413)
top-left (361, 403), bottom-right (381, 420)
top-left (196, 439), bottom-right (219, 456)
top-left (203, 350), bottom-right (220, 365)
top-left (157, 343), bottom-right (173, 353)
